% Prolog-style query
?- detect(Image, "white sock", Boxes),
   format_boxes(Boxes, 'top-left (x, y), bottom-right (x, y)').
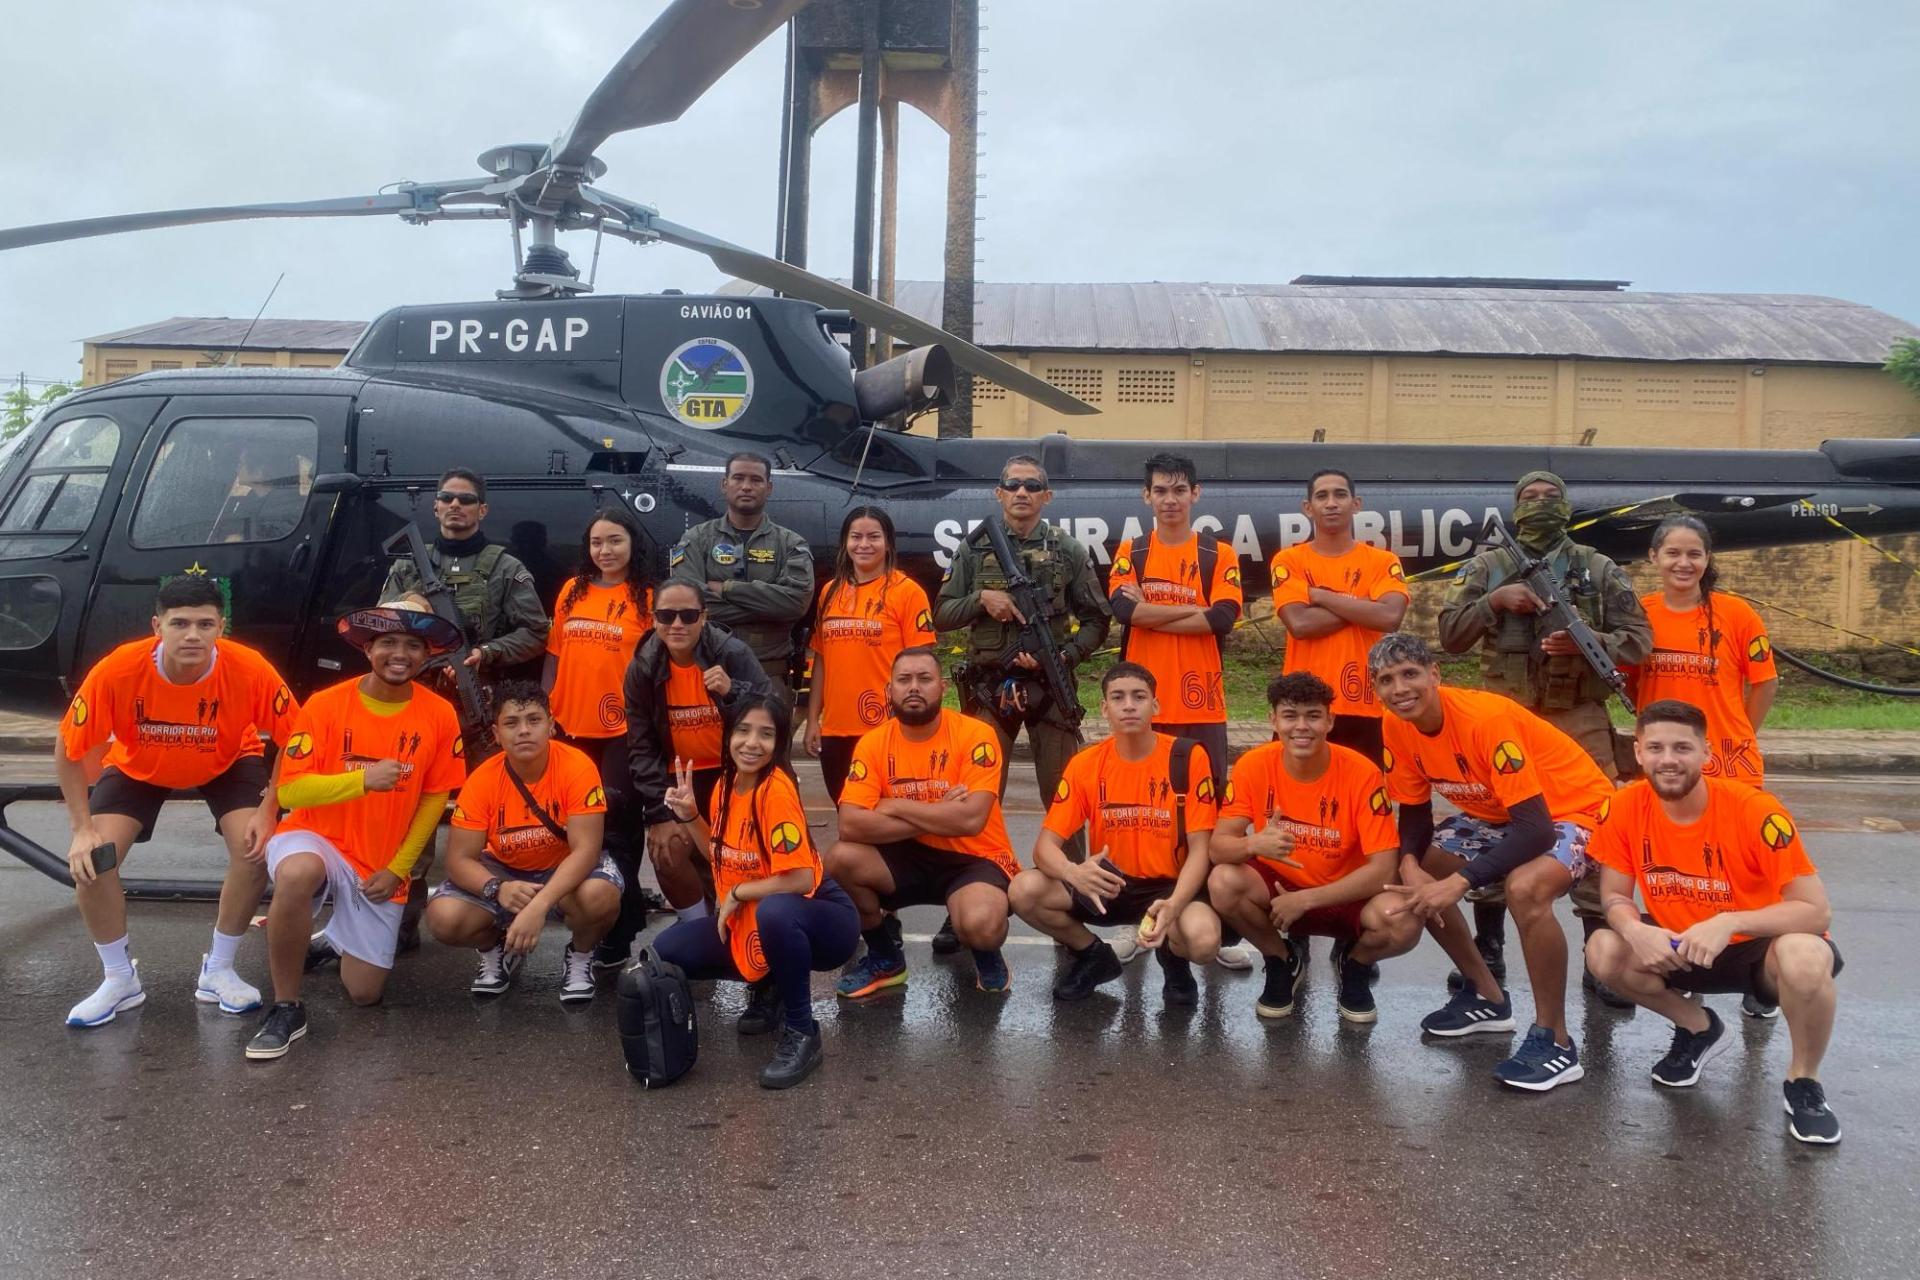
top-left (206, 928), bottom-right (244, 971)
top-left (96, 936), bottom-right (134, 982)
top-left (677, 900), bottom-right (711, 922)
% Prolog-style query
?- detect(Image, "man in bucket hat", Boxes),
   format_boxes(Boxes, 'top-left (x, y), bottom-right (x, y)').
top-left (246, 598), bottom-right (467, 1060)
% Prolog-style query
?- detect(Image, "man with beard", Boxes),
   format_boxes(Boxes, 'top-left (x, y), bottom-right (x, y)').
top-left (824, 647), bottom-right (1019, 996)
top-left (1585, 700), bottom-right (1842, 1144)
top-left (246, 598), bottom-right (467, 1059)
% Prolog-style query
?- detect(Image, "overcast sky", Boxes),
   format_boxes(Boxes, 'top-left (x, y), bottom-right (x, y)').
top-left (2, 1), bottom-right (1915, 385)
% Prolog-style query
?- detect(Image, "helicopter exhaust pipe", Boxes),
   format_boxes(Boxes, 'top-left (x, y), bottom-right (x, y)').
top-left (852, 344), bottom-right (956, 421)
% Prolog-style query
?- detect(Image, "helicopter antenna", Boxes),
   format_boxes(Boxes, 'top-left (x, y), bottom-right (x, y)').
top-left (220, 272), bottom-right (284, 368)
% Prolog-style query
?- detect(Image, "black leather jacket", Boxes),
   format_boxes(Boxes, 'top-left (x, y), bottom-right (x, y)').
top-left (623, 621), bottom-right (768, 824)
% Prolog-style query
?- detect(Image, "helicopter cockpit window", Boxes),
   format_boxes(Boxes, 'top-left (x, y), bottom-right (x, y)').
top-left (131, 417), bottom-right (316, 548)
top-left (0, 415), bottom-right (121, 559)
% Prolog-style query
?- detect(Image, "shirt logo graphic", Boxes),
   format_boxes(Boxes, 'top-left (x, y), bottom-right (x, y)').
top-left (1195, 775), bottom-right (1215, 803)
top-left (1224, 566), bottom-right (1242, 588)
top-left (1747, 636), bottom-right (1773, 663)
top-left (273, 687), bottom-right (292, 716)
top-left (584, 786), bottom-right (606, 809)
top-left (970, 742), bottom-right (997, 768)
top-left (285, 731), bottom-right (314, 760)
top-left (1759, 812), bottom-right (1796, 849)
top-left (770, 821), bottom-right (803, 853)
top-left (847, 759), bottom-right (868, 782)
top-left (1382, 746), bottom-right (1395, 772)
top-left (1491, 741), bottom-right (1525, 774)
top-left (1052, 779), bottom-right (1071, 804)
top-left (915, 609), bottom-right (933, 632)
top-left (1368, 787), bottom-right (1391, 816)
top-left (69, 694), bottom-right (88, 726)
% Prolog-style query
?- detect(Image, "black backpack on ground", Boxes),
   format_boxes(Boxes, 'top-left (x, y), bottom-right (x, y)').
top-left (615, 950), bottom-right (698, 1088)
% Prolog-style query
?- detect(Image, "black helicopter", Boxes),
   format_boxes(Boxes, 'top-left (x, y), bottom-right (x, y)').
top-left (2, 0), bottom-right (1919, 732)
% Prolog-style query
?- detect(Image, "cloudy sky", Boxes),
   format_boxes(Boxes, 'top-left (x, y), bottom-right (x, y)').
top-left (2, 1), bottom-right (1915, 385)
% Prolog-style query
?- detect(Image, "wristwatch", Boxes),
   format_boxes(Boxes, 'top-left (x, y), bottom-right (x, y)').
top-left (481, 877), bottom-right (502, 903)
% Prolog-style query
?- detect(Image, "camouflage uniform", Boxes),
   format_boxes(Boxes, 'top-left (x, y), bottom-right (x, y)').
top-left (934, 519), bottom-right (1111, 822)
top-left (381, 541), bottom-right (549, 667)
top-left (669, 517), bottom-right (813, 704)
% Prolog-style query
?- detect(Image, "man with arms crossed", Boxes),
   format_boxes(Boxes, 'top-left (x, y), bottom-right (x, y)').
top-left (1209, 673), bottom-right (1420, 1024)
top-left (825, 648), bottom-right (1020, 996)
top-left (1585, 699), bottom-right (1841, 1144)
top-left (57, 575), bottom-right (299, 1026)
top-left (1370, 633), bottom-right (1612, 1091)
top-left (1010, 662), bottom-right (1222, 1007)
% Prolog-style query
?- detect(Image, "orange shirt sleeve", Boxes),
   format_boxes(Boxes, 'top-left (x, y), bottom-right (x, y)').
top-left (564, 748), bottom-right (610, 815)
top-left (1269, 549), bottom-right (1310, 611)
top-left (247, 651), bottom-right (300, 747)
top-left (1589, 792), bottom-right (1636, 878)
top-left (1741, 789), bottom-right (1815, 890)
top-left (1381, 733), bottom-right (1431, 808)
top-left (278, 696), bottom-right (326, 785)
top-left (957, 720), bottom-right (1003, 792)
top-left (59, 656), bottom-right (118, 762)
top-left (418, 699), bottom-right (469, 794)
top-left (1107, 541), bottom-right (1141, 601)
top-left (761, 774), bottom-right (819, 881)
top-left (896, 577), bottom-right (937, 647)
top-left (449, 761), bottom-right (493, 832)
top-left (838, 730), bottom-right (885, 810)
top-left (1187, 744), bottom-right (1220, 830)
top-left (1041, 752), bottom-right (1094, 842)
top-left (1731, 601), bottom-right (1777, 685)
top-left (1471, 713), bottom-right (1546, 815)
top-left (1220, 752), bottom-right (1263, 825)
top-left (546, 593), bottom-right (570, 657)
top-left (1374, 554), bottom-right (1411, 601)
top-left (1351, 759), bottom-right (1398, 852)
top-left (1210, 546), bottom-right (1244, 613)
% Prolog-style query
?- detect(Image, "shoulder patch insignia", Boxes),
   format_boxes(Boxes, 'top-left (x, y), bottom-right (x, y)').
top-left (1052, 778), bottom-right (1071, 804)
top-left (1388, 562), bottom-right (1406, 580)
top-left (1747, 636), bottom-right (1773, 663)
top-left (273, 686), bottom-right (292, 715)
top-left (1112, 555), bottom-right (1133, 577)
top-left (1491, 740), bottom-right (1525, 774)
top-left (1224, 566), bottom-right (1242, 588)
top-left (1368, 786), bottom-right (1391, 816)
top-left (669, 545), bottom-right (688, 568)
top-left (915, 609), bottom-right (933, 631)
top-left (1597, 796), bottom-right (1611, 824)
top-left (847, 759), bottom-right (868, 782)
top-left (746, 547), bottom-right (776, 563)
top-left (1196, 775), bottom-right (1216, 803)
top-left (1382, 746), bottom-right (1395, 772)
top-left (453, 737), bottom-right (466, 758)
top-left (68, 694), bottom-right (88, 727)
top-left (584, 786), bottom-right (606, 809)
top-left (970, 742), bottom-right (997, 768)
top-left (1759, 811), bottom-right (1796, 849)
top-left (285, 731), bottom-right (313, 760)
top-left (770, 821), bottom-right (803, 853)
top-left (1272, 565), bottom-right (1290, 585)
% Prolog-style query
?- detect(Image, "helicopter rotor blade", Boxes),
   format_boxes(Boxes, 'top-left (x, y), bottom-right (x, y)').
top-left (645, 215), bottom-right (1100, 417)
top-left (547, 0), bottom-right (809, 171)
top-left (0, 193), bottom-right (435, 252)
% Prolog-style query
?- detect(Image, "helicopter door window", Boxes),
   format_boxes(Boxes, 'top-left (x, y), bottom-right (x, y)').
top-left (130, 417), bottom-right (317, 548)
top-left (0, 415), bottom-right (120, 559)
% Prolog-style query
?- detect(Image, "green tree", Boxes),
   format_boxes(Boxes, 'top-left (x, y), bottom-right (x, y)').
top-left (1888, 337), bottom-right (1920, 400)
top-left (2, 378), bottom-right (73, 439)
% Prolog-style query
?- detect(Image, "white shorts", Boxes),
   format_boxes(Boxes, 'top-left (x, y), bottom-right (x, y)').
top-left (265, 830), bottom-right (405, 970)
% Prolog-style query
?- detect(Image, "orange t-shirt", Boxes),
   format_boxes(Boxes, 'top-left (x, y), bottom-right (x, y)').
top-left (1625, 592), bottom-right (1775, 783)
top-left (1220, 742), bottom-right (1397, 890)
top-left (450, 741), bottom-right (608, 873)
top-left (811, 571), bottom-right (937, 737)
top-left (1382, 686), bottom-right (1612, 826)
top-left (710, 769), bottom-right (823, 981)
top-left (840, 709), bottom-right (1018, 877)
top-left (1041, 734), bottom-right (1217, 880)
top-left (1590, 777), bottom-right (1816, 940)
top-left (1108, 531), bottom-right (1242, 724)
top-left (547, 582), bottom-right (651, 738)
top-left (1270, 542), bottom-right (1409, 718)
top-left (59, 638), bottom-right (299, 789)
top-left (664, 660), bottom-right (724, 769)
top-left (277, 678), bottom-right (466, 897)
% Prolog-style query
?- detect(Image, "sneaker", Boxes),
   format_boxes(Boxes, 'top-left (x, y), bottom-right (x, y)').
top-left (1216, 940), bottom-right (1260, 971)
top-left (591, 940), bottom-right (631, 974)
top-left (1330, 938), bottom-right (1380, 984)
top-left (1651, 1007), bottom-right (1729, 1088)
top-left (1783, 1077), bottom-right (1842, 1145)
top-left (1742, 991), bottom-right (1781, 1021)
top-left (1583, 966), bottom-right (1636, 1011)
top-left (1336, 957), bottom-right (1378, 1024)
top-left (1493, 1025), bottom-right (1585, 1092)
top-left (1156, 947), bottom-right (1198, 1007)
top-left (470, 944), bottom-right (522, 997)
top-left (194, 956), bottom-right (263, 1015)
top-left (973, 948), bottom-right (1012, 994)
top-left (836, 951), bottom-right (907, 999)
top-left (244, 1001), bottom-right (308, 1060)
top-left (303, 930), bottom-right (339, 974)
top-left (65, 963), bottom-right (145, 1028)
top-left (1446, 933), bottom-right (1506, 992)
top-left (636, 885), bottom-right (670, 915)
top-left (737, 977), bottom-right (783, 1034)
top-left (930, 915), bottom-right (961, 956)
top-left (559, 944), bottom-right (595, 1005)
top-left (1108, 928), bottom-right (1145, 965)
top-left (1053, 939), bottom-right (1125, 1002)
top-left (1420, 986), bottom-right (1515, 1037)
top-left (759, 1022), bottom-right (824, 1090)
top-left (1255, 946), bottom-right (1306, 1020)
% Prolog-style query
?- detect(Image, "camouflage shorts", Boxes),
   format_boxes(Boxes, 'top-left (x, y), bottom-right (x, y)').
top-left (1434, 813), bottom-right (1593, 892)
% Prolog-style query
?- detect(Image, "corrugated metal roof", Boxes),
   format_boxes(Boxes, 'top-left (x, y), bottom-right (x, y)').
top-left (728, 279), bottom-right (1919, 365)
top-left (83, 317), bottom-right (367, 351)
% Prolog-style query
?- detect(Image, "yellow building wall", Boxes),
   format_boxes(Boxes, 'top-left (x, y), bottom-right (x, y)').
top-left (81, 343), bottom-right (345, 386)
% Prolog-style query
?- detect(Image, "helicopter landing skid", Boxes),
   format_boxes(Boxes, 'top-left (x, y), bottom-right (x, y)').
top-left (0, 783), bottom-right (227, 901)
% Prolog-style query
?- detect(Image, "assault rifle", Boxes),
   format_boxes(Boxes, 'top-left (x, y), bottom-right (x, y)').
top-left (979, 517), bottom-right (1085, 731)
top-left (382, 524), bottom-right (498, 761)
top-left (1481, 515), bottom-right (1636, 713)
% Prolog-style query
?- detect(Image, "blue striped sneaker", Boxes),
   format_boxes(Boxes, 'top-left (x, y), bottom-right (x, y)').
top-left (1493, 1025), bottom-right (1586, 1092)
top-left (1419, 985), bottom-right (1514, 1037)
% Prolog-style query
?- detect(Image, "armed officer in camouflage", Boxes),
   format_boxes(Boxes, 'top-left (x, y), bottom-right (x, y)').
top-left (935, 453), bottom-right (1112, 825)
top-left (668, 451), bottom-right (813, 705)
top-left (1437, 468), bottom-right (1651, 1007)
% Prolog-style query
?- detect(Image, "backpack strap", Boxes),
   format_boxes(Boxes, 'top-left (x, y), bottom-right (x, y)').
top-left (504, 761), bottom-right (568, 844)
top-left (1168, 735), bottom-right (1198, 856)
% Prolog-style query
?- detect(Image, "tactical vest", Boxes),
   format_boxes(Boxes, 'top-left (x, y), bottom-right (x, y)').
top-left (1477, 542), bottom-right (1611, 712)
top-left (441, 543), bottom-right (505, 644)
top-left (966, 522), bottom-right (1074, 661)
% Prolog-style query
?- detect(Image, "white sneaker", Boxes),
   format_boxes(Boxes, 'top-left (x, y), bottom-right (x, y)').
top-left (471, 944), bottom-right (520, 996)
top-left (1107, 928), bottom-right (1145, 964)
top-left (1216, 940), bottom-right (1260, 971)
top-left (66, 963), bottom-right (146, 1027)
top-left (560, 944), bottom-right (595, 1004)
top-left (194, 956), bottom-right (263, 1014)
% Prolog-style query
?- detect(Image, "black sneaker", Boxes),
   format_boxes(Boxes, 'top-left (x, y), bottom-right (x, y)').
top-left (1330, 938), bottom-right (1381, 984)
top-left (303, 930), bottom-right (338, 974)
top-left (930, 915), bottom-right (961, 956)
top-left (1446, 933), bottom-right (1506, 992)
top-left (1783, 1077), bottom-right (1841, 1145)
top-left (737, 978), bottom-right (783, 1035)
top-left (1156, 947), bottom-right (1198, 1007)
top-left (1420, 985), bottom-right (1515, 1037)
top-left (1584, 966), bottom-right (1636, 1011)
top-left (636, 886), bottom-right (671, 915)
top-left (1255, 946), bottom-right (1306, 1019)
top-left (1053, 939), bottom-right (1124, 1002)
top-left (1336, 956), bottom-right (1378, 1024)
top-left (759, 1023), bottom-right (824, 1090)
top-left (591, 940), bottom-right (631, 974)
top-left (244, 1001), bottom-right (307, 1060)
top-left (1742, 991), bottom-right (1781, 1020)
top-left (1651, 1007), bottom-right (1729, 1088)
top-left (1492, 1025), bottom-right (1585, 1092)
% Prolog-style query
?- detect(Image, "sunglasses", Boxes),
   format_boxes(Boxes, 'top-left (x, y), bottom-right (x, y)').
top-left (435, 490), bottom-right (482, 506)
top-left (997, 478), bottom-right (1048, 494)
top-left (653, 607), bottom-right (704, 626)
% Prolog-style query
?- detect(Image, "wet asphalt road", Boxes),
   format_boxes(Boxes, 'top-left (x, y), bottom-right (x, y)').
top-left (1, 763), bottom-right (1915, 1280)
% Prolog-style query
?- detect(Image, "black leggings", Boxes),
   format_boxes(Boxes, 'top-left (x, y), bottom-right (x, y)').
top-left (818, 735), bottom-right (860, 804)
top-left (652, 878), bottom-right (861, 1033)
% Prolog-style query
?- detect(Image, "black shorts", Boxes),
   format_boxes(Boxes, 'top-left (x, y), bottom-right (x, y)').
top-left (1664, 934), bottom-right (1845, 996)
top-left (876, 840), bottom-right (1011, 910)
top-left (1328, 715), bottom-right (1385, 769)
top-left (90, 755), bottom-right (271, 844)
top-left (1066, 873), bottom-right (1181, 927)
